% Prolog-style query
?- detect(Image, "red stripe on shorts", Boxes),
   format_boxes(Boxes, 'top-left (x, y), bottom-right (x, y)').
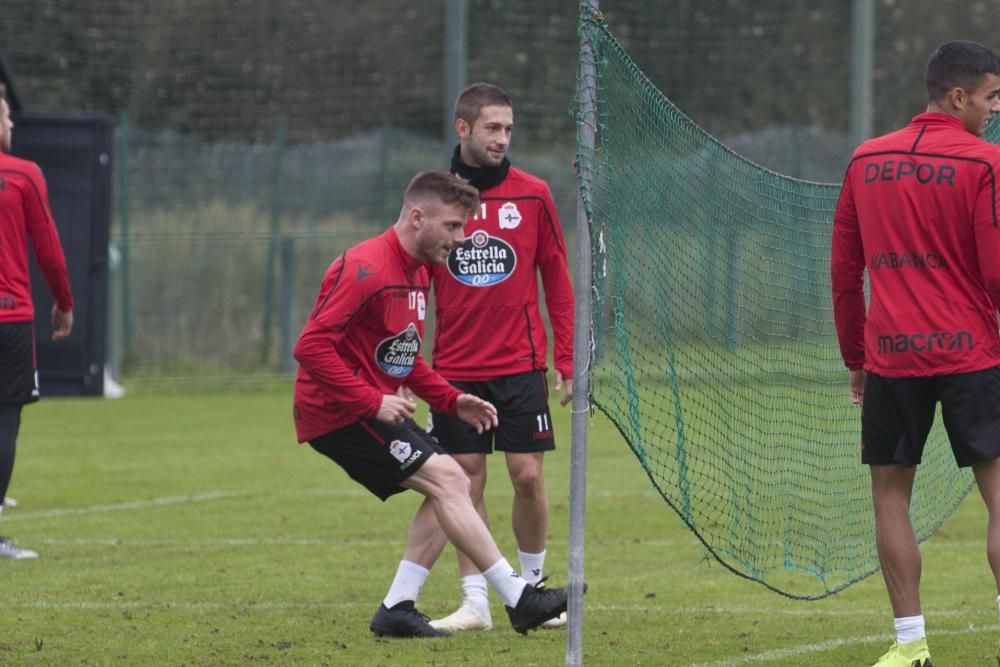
top-left (360, 421), bottom-right (386, 445)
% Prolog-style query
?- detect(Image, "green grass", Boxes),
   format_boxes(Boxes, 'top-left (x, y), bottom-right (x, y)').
top-left (0, 383), bottom-right (997, 665)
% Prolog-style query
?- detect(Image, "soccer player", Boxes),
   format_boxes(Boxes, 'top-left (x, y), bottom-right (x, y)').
top-left (832, 40), bottom-right (1000, 667)
top-left (0, 82), bottom-right (74, 559)
top-left (293, 171), bottom-right (570, 638)
top-left (427, 83), bottom-right (574, 632)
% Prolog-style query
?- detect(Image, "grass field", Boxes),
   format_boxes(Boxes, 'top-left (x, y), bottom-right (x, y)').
top-left (1, 383), bottom-right (998, 665)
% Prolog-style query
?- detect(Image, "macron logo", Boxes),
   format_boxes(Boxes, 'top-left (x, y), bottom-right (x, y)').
top-left (356, 264), bottom-right (372, 281)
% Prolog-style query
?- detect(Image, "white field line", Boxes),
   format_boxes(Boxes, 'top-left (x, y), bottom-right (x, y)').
top-left (6, 601), bottom-right (359, 610)
top-left (1, 490), bottom-right (250, 521)
top-left (1, 488), bottom-right (988, 559)
top-left (686, 624), bottom-right (999, 667)
top-left (0, 488), bottom-right (384, 522)
top-left (38, 537), bottom-right (411, 547)
top-left (588, 604), bottom-right (983, 618)
top-left (0, 487), bottom-right (655, 523)
top-left (2, 600), bottom-right (990, 621)
top-left (28, 535), bottom-right (993, 552)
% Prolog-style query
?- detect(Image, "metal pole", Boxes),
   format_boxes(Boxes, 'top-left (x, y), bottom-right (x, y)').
top-left (442, 0), bottom-right (468, 145)
top-left (260, 115), bottom-right (286, 366)
top-left (278, 236), bottom-right (296, 375)
top-left (374, 117), bottom-right (392, 221)
top-left (568, 2), bottom-right (598, 665)
top-left (849, 0), bottom-right (874, 147)
top-left (116, 112), bottom-right (134, 370)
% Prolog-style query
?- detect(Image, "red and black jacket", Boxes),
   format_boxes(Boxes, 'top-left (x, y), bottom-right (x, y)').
top-left (0, 153), bottom-right (73, 322)
top-left (293, 228), bottom-right (461, 442)
top-left (430, 151), bottom-right (574, 382)
top-left (833, 112), bottom-right (1000, 377)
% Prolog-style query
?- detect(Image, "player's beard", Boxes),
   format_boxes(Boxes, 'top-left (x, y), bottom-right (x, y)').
top-left (467, 141), bottom-right (505, 168)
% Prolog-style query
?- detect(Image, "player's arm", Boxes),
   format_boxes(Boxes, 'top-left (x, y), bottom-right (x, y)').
top-left (536, 185), bottom-right (575, 403)
top-left (973, 163), bottom-right (1000, 310)
top-left (293, 258), bottom-right (383, 419)
top-left (23, 164), bottom-right (73, 338)
top-left (406, 355), bottom-right (461, 416)
top-left (407, 356), bottom-right (497, 433)
top-left (831, 166), bottom-right (866, 374)
top-left (375, 388), bottom-right (418, 425)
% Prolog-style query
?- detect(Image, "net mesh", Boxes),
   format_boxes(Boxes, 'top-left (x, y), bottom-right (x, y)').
top-left (575, 11), bottom-right (993, 598)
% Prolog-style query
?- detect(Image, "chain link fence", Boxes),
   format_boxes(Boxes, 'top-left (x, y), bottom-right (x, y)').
top-left (2, 0), bottom-right (998, 385)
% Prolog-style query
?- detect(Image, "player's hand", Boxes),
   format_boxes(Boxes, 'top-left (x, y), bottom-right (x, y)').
top-left (456, 393), bottom-right (498, 434)
top-left (51, 306), bottom-right (73, 341)
top-left (376, 393), bottom-right (416, 425)
top-left (554, 370), bottom-right (573, 406)
top-left (396, 385), bottom-right (416, 402)
top-left (848, 368), bottom-right (866, 405)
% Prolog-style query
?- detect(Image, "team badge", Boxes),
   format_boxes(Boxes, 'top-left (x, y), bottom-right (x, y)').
top-left (498, 202), bottom-right (522, 229)
top-left (447, 230), bottom-right (517, 287)
top-left (389, 439), bottom-right (412, 463)
top-left (375, 323), bottom-right (421, 377)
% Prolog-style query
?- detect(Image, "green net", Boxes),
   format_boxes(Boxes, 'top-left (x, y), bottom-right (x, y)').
top-left (575, 12), bottom-right (992, 599)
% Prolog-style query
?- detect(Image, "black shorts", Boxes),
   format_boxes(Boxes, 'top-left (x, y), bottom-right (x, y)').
top-left (309, 418), bottom-right (444, 501)
top-left (0, 322), bottom-right (38, 406)
top-left (428, 370), bottom-right (555, 455)
top-left (862, 366), bottom-right (1000, 467)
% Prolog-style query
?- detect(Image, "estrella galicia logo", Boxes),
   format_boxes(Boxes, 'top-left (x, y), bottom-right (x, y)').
top-left (375, 322), bottom-right (421, 377)
top-left (447, 230), bottom-right (517, 287)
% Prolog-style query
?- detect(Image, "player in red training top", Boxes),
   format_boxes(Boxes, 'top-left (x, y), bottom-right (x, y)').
top-left (832, 41), bottom-right (1000, 667)
top-left (293, 171), bottom-right (571, 637)
top-left (0, 83), bottom-right (74, 560)
top-left (427, 83), bottom-right (575, 632)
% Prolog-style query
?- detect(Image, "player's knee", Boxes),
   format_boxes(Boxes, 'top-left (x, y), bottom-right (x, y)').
top-left (454, 454), bottom-right (486, 479)
top-left (510, 466), bottom-right (544, 498)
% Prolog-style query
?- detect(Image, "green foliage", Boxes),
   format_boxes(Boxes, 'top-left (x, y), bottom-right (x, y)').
top-left (0, 387), bottom-right (997, 665)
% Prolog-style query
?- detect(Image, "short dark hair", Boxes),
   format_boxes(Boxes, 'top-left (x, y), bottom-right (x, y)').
top-left (404, 171), bottom-right (479, 213)
top-left (453, 82), bottom-right (512, 126)
top-left (0, 82), bottom-right (6, 101)
top-left (925, 40), bottom-right (1000, 101)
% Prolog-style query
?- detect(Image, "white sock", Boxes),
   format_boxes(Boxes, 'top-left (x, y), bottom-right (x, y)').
top-left (382, 560), bottom-right (429, 609)
top-left (461, 574), bottom-right (490, 615)
top-left (519, 549), bottom-right (546, 585)
top-left (482, 558), bottom-right (528, 608)
top-left (894, 614), bottom-right (925, 644)
top-left (995, 594), bottom-right (1000, 618)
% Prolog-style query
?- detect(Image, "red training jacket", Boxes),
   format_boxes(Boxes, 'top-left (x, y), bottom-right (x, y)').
top-left (430, 167), bottom-right (574, 381)
top-left (0, 152), bottom-right (73, 322)
top-left (832, 112), bottom-right (1000, 377)
top-left (293, 228), bottom-right (462, 442)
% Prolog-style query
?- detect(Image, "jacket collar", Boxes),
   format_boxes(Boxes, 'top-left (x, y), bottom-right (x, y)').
top-left (450, 144), bottom-right (511, 192)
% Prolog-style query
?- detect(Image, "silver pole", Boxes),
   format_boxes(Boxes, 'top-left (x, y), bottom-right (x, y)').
top-left (443, 0), bottom-right (468, 145)
top-left (567, 1), bottom-right (598, 665)
top-left (849, 0), bottom-right (874, 147)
